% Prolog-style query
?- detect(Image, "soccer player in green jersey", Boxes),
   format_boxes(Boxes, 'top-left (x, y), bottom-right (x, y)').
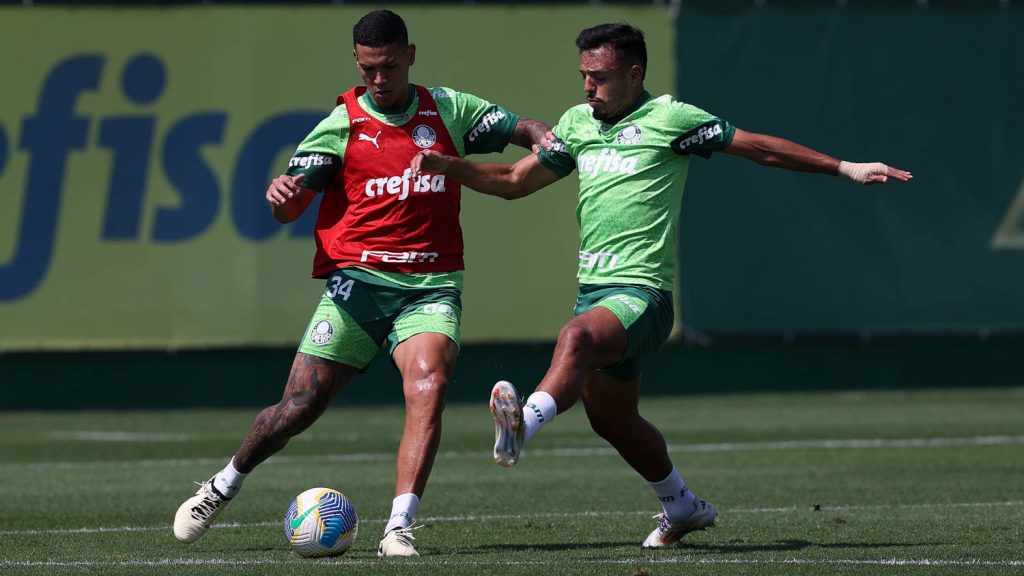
top-left (172, 10), bottom-right (550, 557)
top-left (410, 23), bottom-right (912, 548)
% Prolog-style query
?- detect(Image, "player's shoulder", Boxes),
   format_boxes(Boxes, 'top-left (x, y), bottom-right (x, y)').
top-left (315, 103), bottom-right (350, 128)
top-left (655, 93), bottom-right (716, 115)
top-left (646, 93), bottom-right (690, 115)
top-left (321, 104), bottom-right (351, 135)
top-left (425, 86), bottom-right (469, 117)
top-left (643, 93), bottom-right (719, 127)
top-left (427, 86), bottom-right (483, 106)
top-left (300, 103), bottom-right (350, 147)
top-left (426, 85), bottom-right (509, 130)
top-left (426, 86), bottom-right (457, 100)
top-left (557, 103), bottom-right (596, 128)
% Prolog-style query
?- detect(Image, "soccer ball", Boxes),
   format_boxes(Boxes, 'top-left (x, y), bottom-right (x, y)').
top-left (282, 487), bottom-right (359, 557)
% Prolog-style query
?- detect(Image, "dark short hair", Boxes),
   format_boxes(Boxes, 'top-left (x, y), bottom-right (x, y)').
top-left (575, 23), bottom-right (647, 78)
top-left (353, 10), bottom-right (409, 48)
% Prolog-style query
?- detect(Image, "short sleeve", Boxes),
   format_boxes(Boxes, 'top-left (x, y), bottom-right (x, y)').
top-left (666, 102), bottom-right (735, 159)
top-left (434, 87), bottom-right (521, 156)
top-left (536, 114), bottom-right (576, 178)
top-left (284, 106), bottom-right (346, 189)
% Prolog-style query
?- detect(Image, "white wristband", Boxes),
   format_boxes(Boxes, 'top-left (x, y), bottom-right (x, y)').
top-left (838, 161), bottom-right (888, 184)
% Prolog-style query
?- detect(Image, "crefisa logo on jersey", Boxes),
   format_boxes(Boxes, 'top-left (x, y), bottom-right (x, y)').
top-left (577, 148), bottom-right (639, 179)
top-left (310, 320), bottom-right (334, 345)
top-left (289, 153), bottom-right (334, 168)
top-left (467, 110), bottom-right (506, 143)
top-left (674, 121), bottom-right (724, 153)
top-left (616, 123), bottom-right (643, 145)
top-left (411, 125), bottom-right (437, 148)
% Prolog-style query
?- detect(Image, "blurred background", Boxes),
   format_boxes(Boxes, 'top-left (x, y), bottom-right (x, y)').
top-left (1, 0), bottom-right (1021, 409)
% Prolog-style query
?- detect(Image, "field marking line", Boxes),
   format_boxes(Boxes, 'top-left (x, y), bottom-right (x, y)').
top-left (2, 500), bottom-right (1021, 537)
top-left (1, 557), bottom-right (1022, 568)
top-left (51, 431), bottom-right (190, 442)
top-left (5, 434), bottom-right (1023, 470)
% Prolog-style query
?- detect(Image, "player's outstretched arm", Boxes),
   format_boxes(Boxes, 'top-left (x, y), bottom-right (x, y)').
top-left (410, 151), bottom-right (561, 200)
top-left (723, 128), bottom-right (912, 185)
top-left (266, 173), bottom-right (319, 223)
top-left (509, 118), bottom-right (555, 151)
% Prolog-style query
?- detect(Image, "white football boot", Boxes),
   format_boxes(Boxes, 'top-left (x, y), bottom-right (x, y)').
top-left (377, 526), bottom-right (419, 557)
top-left (641, 499), bottom-right (717, 548)
top-left (490, 380), bottom-right (524, 467)
top-left (173, 477), bottom-right (232, 543)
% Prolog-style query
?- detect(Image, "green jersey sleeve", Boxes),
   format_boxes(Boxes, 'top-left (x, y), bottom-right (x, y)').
top-left (667, 101), bottom-right (735, 159)
top-left (284, 105), bottom-right (347, 190)
top-left (430, 87), bottom-right (520, 156)
top-left (536, 110), bottom-right (577, 178)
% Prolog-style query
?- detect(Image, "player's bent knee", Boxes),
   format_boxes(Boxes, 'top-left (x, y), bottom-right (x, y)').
top-left (405, 372), bottom-right (449, 408)
top-left (557, 323), bottom-right (595, 353)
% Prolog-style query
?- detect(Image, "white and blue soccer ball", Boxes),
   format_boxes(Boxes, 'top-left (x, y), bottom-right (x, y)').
top-left (283, 487), bottom-right (358, 557)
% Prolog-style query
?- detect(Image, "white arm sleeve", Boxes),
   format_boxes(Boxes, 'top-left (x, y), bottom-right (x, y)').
top-left (838, 161), bottom-right (889, 184)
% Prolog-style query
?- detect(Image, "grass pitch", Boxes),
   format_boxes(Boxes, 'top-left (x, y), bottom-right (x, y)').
top-left (2, 387), bottom-right (1023, 575)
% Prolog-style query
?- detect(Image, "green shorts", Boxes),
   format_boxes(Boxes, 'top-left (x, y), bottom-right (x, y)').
top-left (297, 268), bottom-right (462, 370)
top-left (574, 283), bottom-right (673, 380)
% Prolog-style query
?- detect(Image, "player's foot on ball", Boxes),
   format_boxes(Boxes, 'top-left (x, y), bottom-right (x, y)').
top-left (641, 499), bottom-right (717, 548)
top-left (173, 476), bottom-right (232, 543)
top-left (377, 526), bottom-right (419, 557)
top-left (490, 380), bottom-right (524, 467)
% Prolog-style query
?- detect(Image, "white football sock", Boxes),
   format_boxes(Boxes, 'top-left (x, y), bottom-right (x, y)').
top-left (212, 457), bottom-right (247, 498)
top-left (523, 391), bottom-right (557, 443)
top-left (384, 493), bottom-right (420, 534)
top-left (648, 466), bottom-right (697, 522)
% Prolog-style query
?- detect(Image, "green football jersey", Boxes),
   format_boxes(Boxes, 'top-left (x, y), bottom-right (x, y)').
top-left (284, 85), bottom-right (520, 290)
top-left (538, 91), bottom-right (734, 291)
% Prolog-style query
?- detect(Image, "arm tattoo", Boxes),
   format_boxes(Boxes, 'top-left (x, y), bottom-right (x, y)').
top-left (509, 118), bottom-right (552, 149)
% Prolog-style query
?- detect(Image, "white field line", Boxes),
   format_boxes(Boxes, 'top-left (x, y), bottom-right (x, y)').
top-left (5, 434), bottom-right (1024, 471)
top-left (1, 557), bottom-right (1022, 568)
top-left (1, 500), bottom-right (1021, 537)
top-left (52, 431), bottom-right (189, 442)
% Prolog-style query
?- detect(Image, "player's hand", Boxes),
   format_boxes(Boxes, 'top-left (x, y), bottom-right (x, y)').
top-left (266, 173), bottom-right (305, 206)
top-left (839, 161), bottom-right (913, 185)
top-left (531, 130), bottom-right (558, 155)
top-left (869, 165), bottom-right (913, 185)
top-left (411, 150), bottom-right (450, 178)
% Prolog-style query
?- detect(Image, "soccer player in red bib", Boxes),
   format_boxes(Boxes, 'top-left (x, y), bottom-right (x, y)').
top-left (173, 10), bottom-right (550, 557)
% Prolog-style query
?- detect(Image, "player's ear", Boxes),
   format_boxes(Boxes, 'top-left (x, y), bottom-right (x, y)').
top-left (407, 43), bottom-right (416, 67)
top-left (630, 64), bottom-right (644, 86)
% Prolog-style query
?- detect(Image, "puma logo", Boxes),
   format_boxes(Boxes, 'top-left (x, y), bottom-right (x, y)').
top-left (359, 130), bottom-right (382, 149)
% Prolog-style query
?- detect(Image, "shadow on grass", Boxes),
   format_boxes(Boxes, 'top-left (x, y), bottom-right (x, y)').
top-left (456, 538), bottom-right (940, 556)
top-left (687, 539), bottom-right (937, 553)
top-left (469, 541), bottom-right (639, 553)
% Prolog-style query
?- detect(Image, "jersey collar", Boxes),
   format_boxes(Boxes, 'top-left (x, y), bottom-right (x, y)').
top-left (359, 84), bottom-right (418, 121)
top-left (599, 90), bottom-right (652, 131)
